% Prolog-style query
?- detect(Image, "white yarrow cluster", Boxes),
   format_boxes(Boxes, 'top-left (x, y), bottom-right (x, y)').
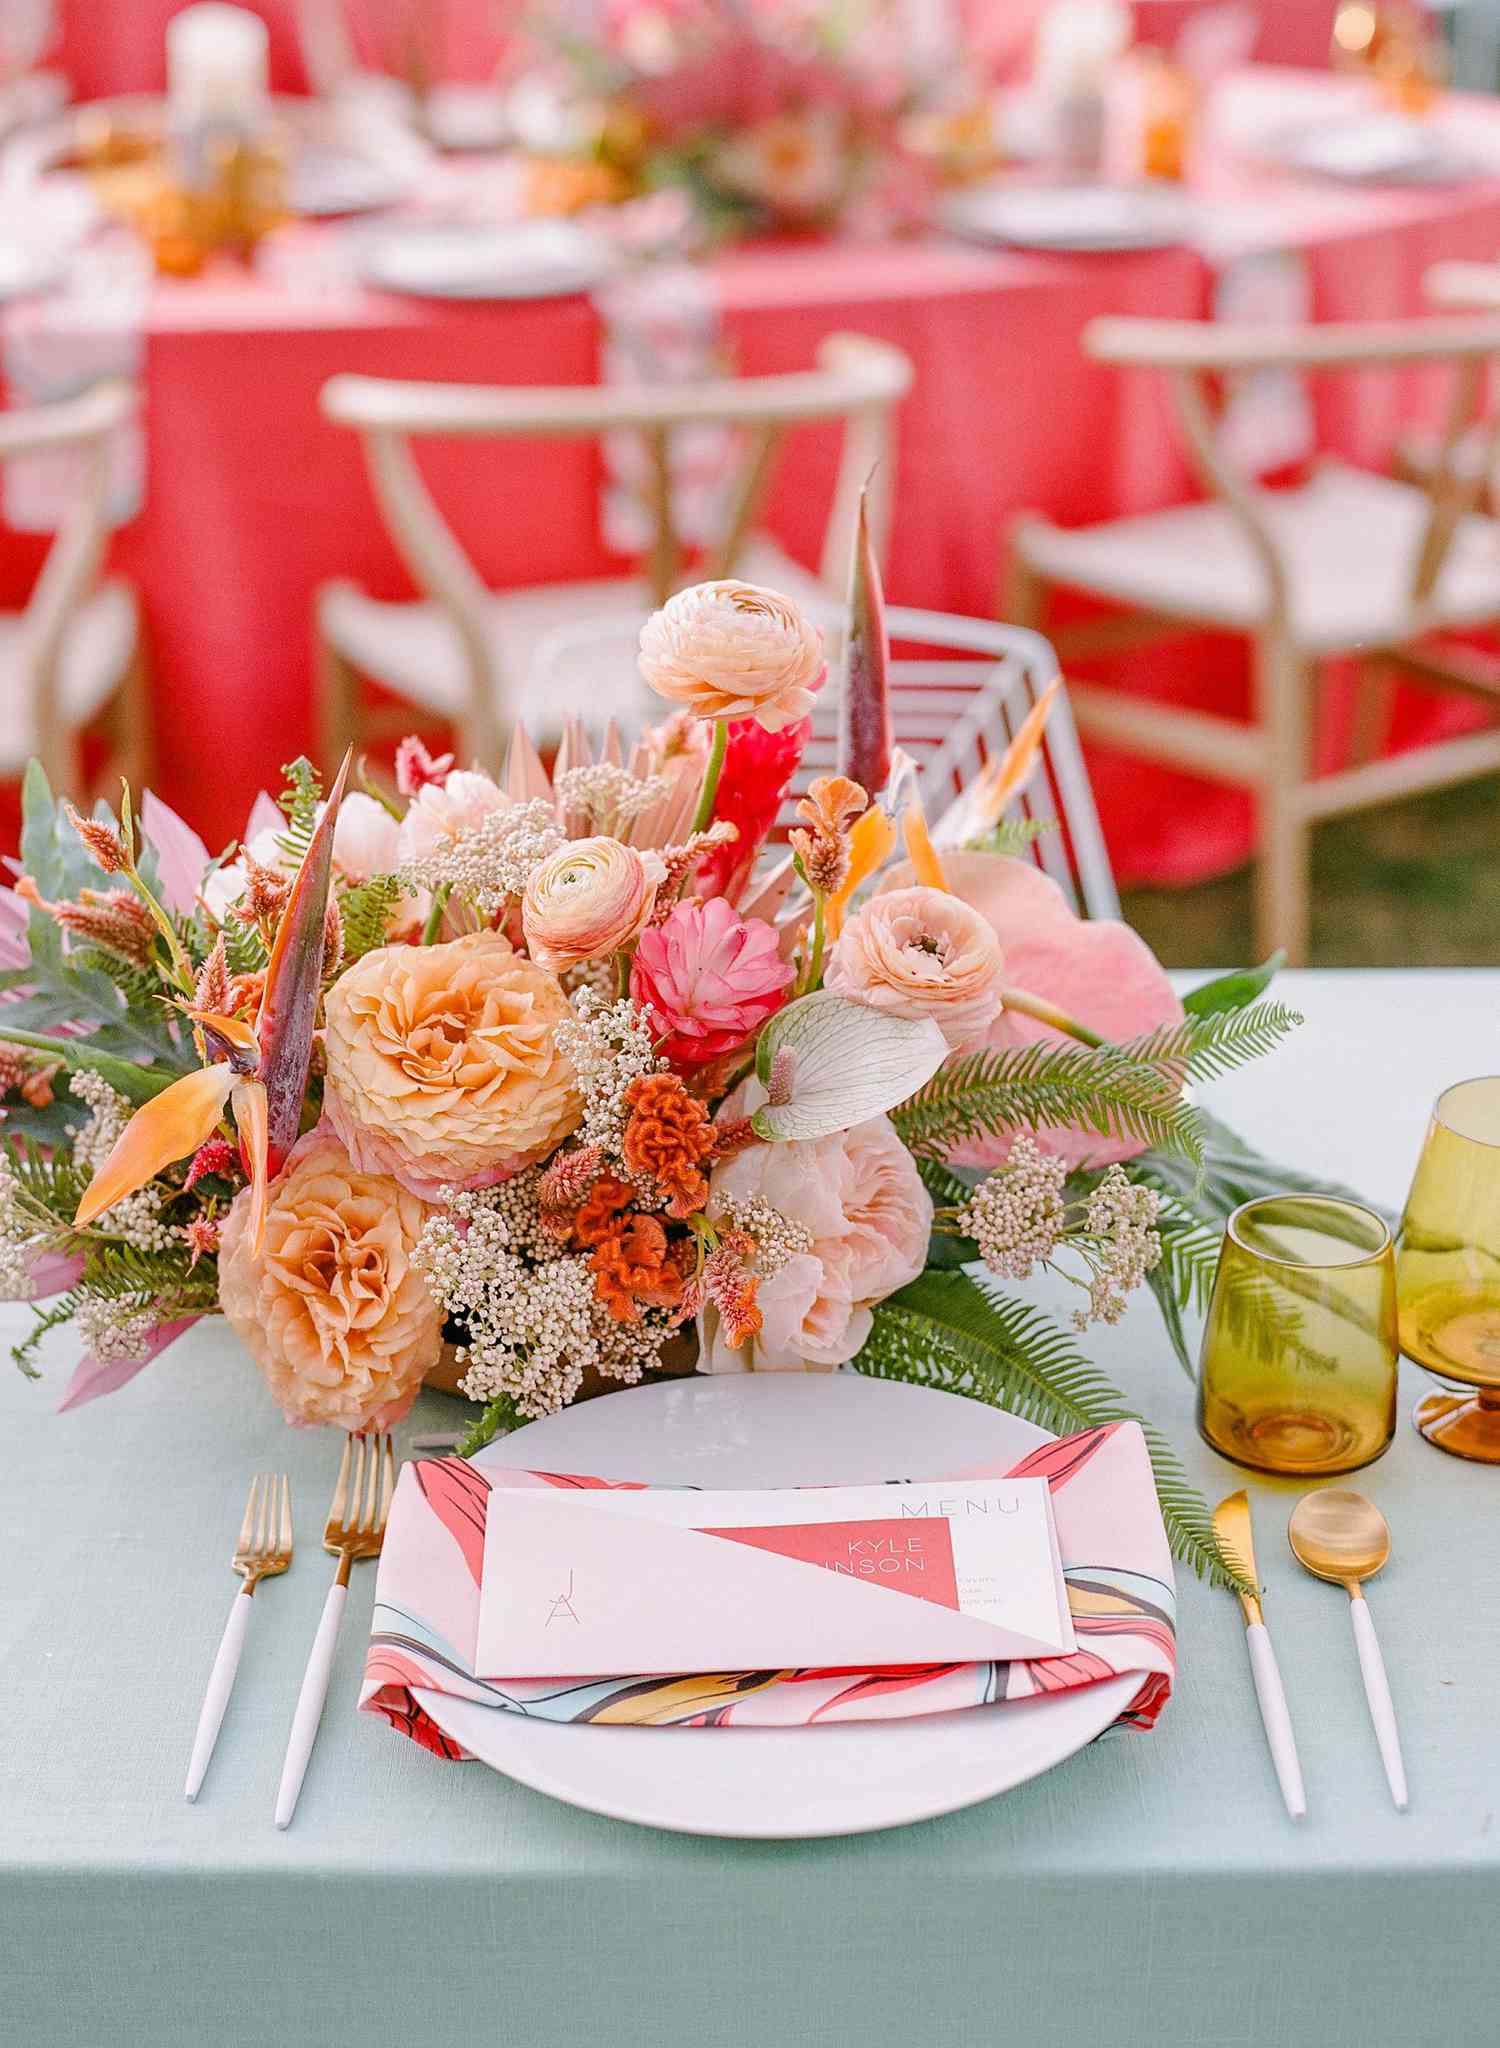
top-left (0, 1157), bottom-right (46, 1297)
top-left (555, 764), bottom-right (668, 833)
top-left (398, 798), bottom-right (564, 916)
top-left (553, 990), bottom-right (667, 1155)
top-left (70, 1070), bottom-right (174, 1251)
top-left (73, 1291), bottom-right (160, 1364)
top-left (412, 1175), bottom-right (673, 1417)
top-left (1073, 1165), bottom-right (1162, 1330)
top-left (959, 1138), bottom-right (1068, 1280)
top-left (715, 1194), bottom-right (813, 1279)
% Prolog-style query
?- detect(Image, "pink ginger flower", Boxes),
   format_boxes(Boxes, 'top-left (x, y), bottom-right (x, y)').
top-left (698, 713), bottom-right (811, 899)
top-left (631, 897), bottom-right (794, 1066)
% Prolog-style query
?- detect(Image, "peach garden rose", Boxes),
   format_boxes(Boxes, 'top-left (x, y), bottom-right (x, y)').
top-left (637, 580), bottom-right (825, 733)
top-left (321, 931), bottom-right (581, 1196)
top-left (701, 1090), bottom-right (932, 1373)
top-left (218, 1130), bottom-right (443, 1430)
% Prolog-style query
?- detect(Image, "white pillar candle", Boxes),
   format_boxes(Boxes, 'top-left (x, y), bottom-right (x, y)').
top-left (1034, 0), bottom-right (1132, 98)
top-left (166, 4), bottom-right (269, 127)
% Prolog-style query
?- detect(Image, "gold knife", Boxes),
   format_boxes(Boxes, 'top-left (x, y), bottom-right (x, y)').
top-left (1214, 1490), bottom-right (1306, 1820)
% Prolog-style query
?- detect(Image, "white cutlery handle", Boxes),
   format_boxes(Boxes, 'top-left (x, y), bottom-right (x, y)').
top-left (1246, 1621), bottom-right (1307, 1819)
top-left (1349, 1594), bottom-right (1408, 1811)
top-left (185, 1586), bottom-right (253, 1801)
top-left (275, 1580), bottom-right (346, 1830)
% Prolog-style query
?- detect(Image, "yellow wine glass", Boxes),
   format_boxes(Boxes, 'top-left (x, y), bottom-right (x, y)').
top-left (1198, 1195), bottom-right (1398, 1476)
top-left (1395, 1076), bottom-right (1500, 1463)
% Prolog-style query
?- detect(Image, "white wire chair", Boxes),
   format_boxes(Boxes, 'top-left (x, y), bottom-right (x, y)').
top-left (526, 602), bottom-right (1119, 920)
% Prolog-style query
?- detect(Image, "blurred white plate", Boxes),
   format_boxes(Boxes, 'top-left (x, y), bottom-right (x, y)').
top-left (941, 181), bottom-right (1195, 253)
top-left (288, 145), bottom-right (412, 218)
top-left (1266, 116), bottom-right (1475, 185)
top-left (414, 1375), bottom-right (1138, 1839)
top-left (359, 218), bottom-right (608, 299)
top-left (424, 83), bottom-right (511, 154)
top-left (0, 242), bottom-right (62, 303)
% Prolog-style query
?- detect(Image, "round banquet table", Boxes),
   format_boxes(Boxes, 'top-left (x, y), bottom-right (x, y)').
top-left (6, 65), bottom-right (1500, 882)
top-left (0, 968), bottom-right (1495, 2048)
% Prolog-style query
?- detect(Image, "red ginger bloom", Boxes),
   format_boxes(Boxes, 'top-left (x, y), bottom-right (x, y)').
top-left (697, 713), bottom-right (811, 899)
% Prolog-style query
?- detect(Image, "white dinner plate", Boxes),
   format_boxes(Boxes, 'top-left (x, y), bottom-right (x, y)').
top-left (358, 219), bottom-right (609, 300)
top-left (287, 145), bottom-right (412, 218)
top-left (1262, 117), bottom-right (1476, 186)
top-left (413, 1375), bottom-right (1137, 1838)
top-left (940, 181), bottom-right (1195, 253)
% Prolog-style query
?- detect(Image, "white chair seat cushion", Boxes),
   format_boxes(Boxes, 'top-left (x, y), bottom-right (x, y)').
top-left (0, 578), bottom-right (138, 774)
top-left (319, 539), bottom-right (830, 735)
top-left (1017, 462), bottom-right (1500, 652)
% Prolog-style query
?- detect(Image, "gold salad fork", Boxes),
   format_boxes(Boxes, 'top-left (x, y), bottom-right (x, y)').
top-left (274, 1432), bottom-right (395, 1829)
top-left (185, 1473), bottom-right (292, 1801)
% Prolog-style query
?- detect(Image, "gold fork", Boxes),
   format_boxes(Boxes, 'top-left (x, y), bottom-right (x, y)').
top-left (185, 1473), bottom-right (293, 1801)
top-left (274, 1432), bottom-right (395, 1829)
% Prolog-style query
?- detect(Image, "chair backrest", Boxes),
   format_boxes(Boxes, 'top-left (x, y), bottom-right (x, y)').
top-left (322, 328), bottom-right (912, 608)
top-left (523, 601), bottom-right (1117, 920)
top-left (796, 604), bottom-right (1118, 920)
top-left (1085, 313), bottom-right (1500, 619)
top-left (0, 378), bottom-right (135, 771)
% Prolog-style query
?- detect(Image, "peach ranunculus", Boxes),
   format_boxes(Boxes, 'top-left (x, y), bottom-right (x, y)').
top-left (321, 931), bottom-right (581, 1196)
top-left (701, 1088), bottom-right (932, 1373)
top-left (217, 1130), bottom-right (442, 1430)
top-left (394, 768), bottom-right (509, 865)
top-left (881, 850), bottom-right (1185, 1170)
top-left (521, 836), bottom-right (665, 971)
top-left (637, 580), bottom-right (825, 733)
top-left (824, 884), bottom-right (1005, 1052)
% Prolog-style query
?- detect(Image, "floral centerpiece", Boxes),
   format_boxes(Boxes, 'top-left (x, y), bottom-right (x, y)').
top-left (2, 520), bottom-right (1340, 1588)
top-left (515, 0), bottom-right (993, 238)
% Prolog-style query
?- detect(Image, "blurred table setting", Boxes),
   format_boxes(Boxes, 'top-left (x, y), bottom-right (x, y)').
top-left (0, 2), bottom-right (1498, 885)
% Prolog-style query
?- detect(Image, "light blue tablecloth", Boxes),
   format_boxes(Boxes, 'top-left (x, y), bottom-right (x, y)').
top-left (2, 972), bottom-right (1495, 2048)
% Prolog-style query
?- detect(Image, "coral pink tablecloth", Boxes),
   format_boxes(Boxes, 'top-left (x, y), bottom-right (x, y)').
top-left (6, 68), bottom-right (1500, 883)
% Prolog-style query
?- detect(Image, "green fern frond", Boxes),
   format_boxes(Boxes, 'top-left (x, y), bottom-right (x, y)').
top-left (219, 913), bottom-right (268, 977)
top-left (339, 874), bottom-right (406, 964)
top-left (890, 1039), bottom-right (1203, 1168)
top-left (1119, 1002), bottom-right (1303, 1087)
top-left (855, 1268), bottom-right (1252, 1594)
top-left (915, 1156), bottom-right (980, 1208)
top-left (456, 1392), bottom-right (524, 1457)
top-left (276, 757), bottom-right (323, 869)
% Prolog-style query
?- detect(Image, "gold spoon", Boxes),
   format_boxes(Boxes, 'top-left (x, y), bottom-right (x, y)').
top-left (1288, 1490), bottom-right (1408, 1811)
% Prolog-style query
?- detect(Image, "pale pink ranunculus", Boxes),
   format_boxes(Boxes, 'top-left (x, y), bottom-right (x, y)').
top-left (701, 1091), bottom-right (931, 1372)
top-left (637, 580), bottom-right (825, 733)
top-left (881, 851), bottom-right (1184, 1170)
top-left (522, 836), bottom-right (664, 971)
top-left (631, 896), bottom-right (794, 1065)
top-left (394, 769), bottom-right (509, 865)
top-left (825, 884), bottom-right (1004, 1052)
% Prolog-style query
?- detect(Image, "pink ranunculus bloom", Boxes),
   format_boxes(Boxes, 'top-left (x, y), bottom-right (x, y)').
top-left (881, 851), bottom-right (1184, 1171)
top-left (631, 897), bottom-right (794, 1065)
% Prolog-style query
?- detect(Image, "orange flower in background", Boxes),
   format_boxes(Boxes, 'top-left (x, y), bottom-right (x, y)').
top-left (621, 1072), bottom-right (717, 1217)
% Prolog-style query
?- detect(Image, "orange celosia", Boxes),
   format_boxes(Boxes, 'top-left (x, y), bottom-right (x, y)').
top-left (789, 774), bottom-right (868, 898)
top-left (589, 1214), bottom-right (690, 1323)
top-left (572, 1173), bottom-right (636, 1248)
top-left (621, 1073), bottom-right (717, 1218)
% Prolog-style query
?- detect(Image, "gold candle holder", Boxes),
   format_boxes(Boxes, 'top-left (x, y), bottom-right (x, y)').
top-left (1198, 1195), bottom-right (1398, 1476)
top-left (1396, 1075), bottom-right (1500, 1462)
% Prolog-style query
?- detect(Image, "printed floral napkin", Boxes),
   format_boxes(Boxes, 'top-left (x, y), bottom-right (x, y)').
top-left (361, 1421), bottom-right (1176, 1754)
